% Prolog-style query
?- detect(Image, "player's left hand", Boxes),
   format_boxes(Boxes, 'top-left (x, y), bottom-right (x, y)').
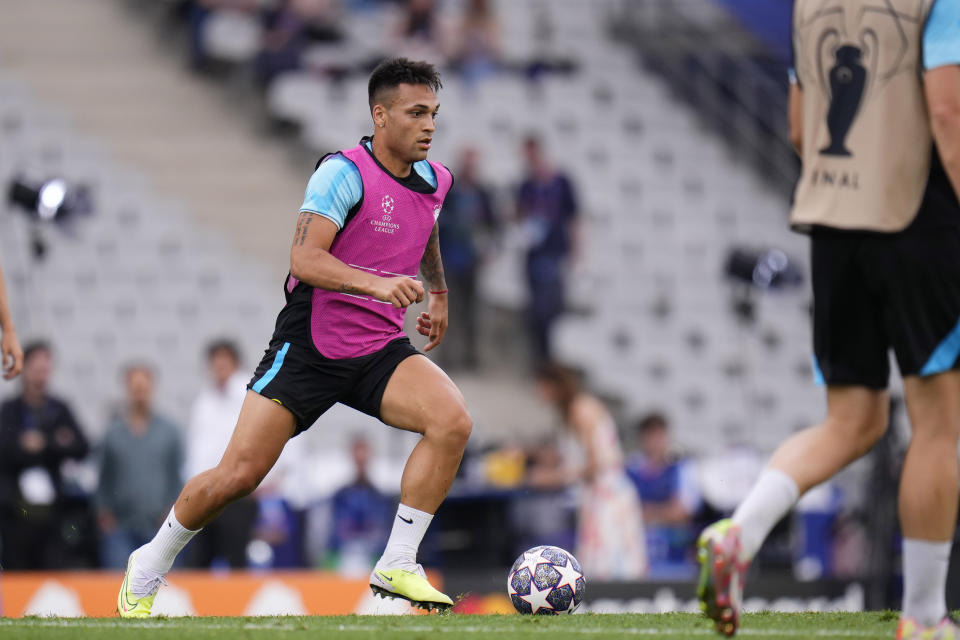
top-left (417, 293), bottom-right (448, 352)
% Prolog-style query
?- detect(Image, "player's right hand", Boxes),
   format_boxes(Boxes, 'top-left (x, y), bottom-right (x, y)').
top-left (370, 277), bottom-right (424, 309)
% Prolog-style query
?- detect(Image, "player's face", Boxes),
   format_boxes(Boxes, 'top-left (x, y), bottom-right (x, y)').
top-left (379, 83), bottom-right (439, 164)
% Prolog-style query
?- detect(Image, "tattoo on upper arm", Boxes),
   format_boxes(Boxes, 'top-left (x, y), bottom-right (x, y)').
top-left (419, 222), bottom-right (447, 290)
top-left (294, 212), bottom-right (313, 247)
top-left (299, 214), bottom-right (313, 246)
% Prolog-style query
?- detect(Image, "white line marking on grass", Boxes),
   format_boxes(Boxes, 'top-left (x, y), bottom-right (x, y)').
top-left (333, 626), bottom-right (886, 637)
top-left (0, 620), bottom-right (298, 631)
top-left (0, 619), bottom-right (889, 638)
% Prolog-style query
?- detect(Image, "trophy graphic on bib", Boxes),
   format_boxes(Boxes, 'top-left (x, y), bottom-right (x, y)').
top-left (820, 44), bottom-right (867, 157)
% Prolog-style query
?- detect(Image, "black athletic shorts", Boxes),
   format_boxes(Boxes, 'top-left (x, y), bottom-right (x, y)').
top-left (811, 225), bottom-right (960, 389)
top-left (247, 337), bottom-right (419, 434)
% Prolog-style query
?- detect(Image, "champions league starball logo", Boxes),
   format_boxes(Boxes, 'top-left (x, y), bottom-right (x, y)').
top-left (372, 194), bottom-right (399, 234)
top-left (794, 0), bottom-right (923, 157)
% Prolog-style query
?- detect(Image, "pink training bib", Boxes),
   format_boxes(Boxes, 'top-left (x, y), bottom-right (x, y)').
top-left (300, 143), bottom-right (452, 359)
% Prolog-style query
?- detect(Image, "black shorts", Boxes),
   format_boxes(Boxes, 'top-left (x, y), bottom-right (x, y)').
top-left (811, 225), bottom-right (960, 389)
top-left (247, 337), bottom-right (419, 434)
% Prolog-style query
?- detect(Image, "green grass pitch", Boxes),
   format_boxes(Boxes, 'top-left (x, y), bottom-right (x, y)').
top-left (0, 612), bottom-right (903, 639)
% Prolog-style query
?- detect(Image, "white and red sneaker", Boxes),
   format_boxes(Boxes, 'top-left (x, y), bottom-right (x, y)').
top-left (896, 614), bottom-right (960, 640)
top-left (697, 519), bottom-right (748, 637)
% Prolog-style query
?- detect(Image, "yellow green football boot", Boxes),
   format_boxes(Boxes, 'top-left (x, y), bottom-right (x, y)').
top-left (697, 519), bottom-right (747, 637)
top-left (370, 563), bottom-right (453, 612)
top-left (117, 549), bottom-right (166, 618)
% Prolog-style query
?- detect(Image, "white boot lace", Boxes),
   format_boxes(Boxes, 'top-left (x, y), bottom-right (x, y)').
top-left (130, 571), bottom-right (168, 598)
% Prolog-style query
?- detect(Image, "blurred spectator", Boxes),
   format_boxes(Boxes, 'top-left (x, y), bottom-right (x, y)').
top-left (534, 364), bottom-right (646, 579)
top-left (0, 259), bottom-right (23, 381)
top-left (450, 0), bottom-right (501, 87)
top-left (96, 364), bottom-right (183, 569)
top-left (0, 342), bottom-right (89, 569)
top-left (187, 0), bottom-right (265, 71)
top-left (184, 340), bottom-right (258, 569)
top-left (326, 437), bottom-right (392, 576)
top-left (482, 445), bottom-right (526, 488)
top-left (437, 147), bottom-right (498, 371)
top-left (256, 0), bottom-right (346, 86)
top-left (525, 440), bottom-right (566, 490)
top-left (392, 0), bottom-right (446, 62)
top-left (625, 413), bottom-right (701, 576)
top-left (523, 0), bottom-right (577, 82)
top-left (516, 440), bottom-right (577, 555)
top-left (516, 136), bottom-right (578, 364)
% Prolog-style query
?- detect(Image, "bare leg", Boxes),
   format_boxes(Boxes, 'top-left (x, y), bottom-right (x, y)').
top-left (768, 385), bottom-right (888, 493)
top-left (368, 355), bottom-right (471, 606)
top-left (900, 370), bottom-right (960, 540)
top-left (175, 391), bottom-right (295, 530)
top-left (731, 385), bottom-right (888, 562)
top-left (379, 355), bottom-right (472, 513)
top-left (897, 370), bottom-right (960, 627)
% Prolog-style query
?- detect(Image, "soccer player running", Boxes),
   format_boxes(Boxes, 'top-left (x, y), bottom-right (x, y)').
top-left (697, 1), bottom-right (960, 637)
top-left (117, 58), bottom-right (471, 616)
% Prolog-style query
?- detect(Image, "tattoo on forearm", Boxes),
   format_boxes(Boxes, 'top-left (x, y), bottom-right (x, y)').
top-left (339, 282), bottom-right (362, 295)
top-left (294, 212), bottom-right (313, 247)
top-left (419, 223), bottom-right (447, 291)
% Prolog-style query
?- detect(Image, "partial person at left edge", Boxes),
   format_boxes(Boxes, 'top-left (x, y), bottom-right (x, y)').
top-left (0, 257), bottom-right (23, 380)
top-left (0, 341), bottom-right (90, 569)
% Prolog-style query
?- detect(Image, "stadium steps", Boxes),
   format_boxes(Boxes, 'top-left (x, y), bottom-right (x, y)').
top-left (0, 0), bottom-right (303, 269)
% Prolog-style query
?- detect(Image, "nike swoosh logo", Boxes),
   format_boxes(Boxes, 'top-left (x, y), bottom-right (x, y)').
top-left (377, 571), bottom-right (394, 582)
top-left (398, 515), bottom-right (413, 524)
top-left (121, 570), bottom-right (138, 610)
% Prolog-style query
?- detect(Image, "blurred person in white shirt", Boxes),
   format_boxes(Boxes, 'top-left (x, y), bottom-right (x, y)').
top-left (184, 339), bottom-right (258, 568)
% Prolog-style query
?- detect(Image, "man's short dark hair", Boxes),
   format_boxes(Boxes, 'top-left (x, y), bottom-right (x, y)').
top-left (22, 341), bottom-right (51, 364)
top-left (637, 412), bottom-right (669, 434)
top-left (368, 57), bottom-right (442, 112)
top-left (207, 339), bottom-right (241, 364)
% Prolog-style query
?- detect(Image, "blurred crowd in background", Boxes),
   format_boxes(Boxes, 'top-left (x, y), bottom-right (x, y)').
top-left (0, 336), bottom-right (856, 584)
top-left (181, 0), bottom-right (574, 87)
top-left (2, 339), bottom-right (699, 574)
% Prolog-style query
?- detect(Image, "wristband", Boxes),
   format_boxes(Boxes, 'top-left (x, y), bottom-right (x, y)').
top-left (429, 289), bottom-right (448, 295)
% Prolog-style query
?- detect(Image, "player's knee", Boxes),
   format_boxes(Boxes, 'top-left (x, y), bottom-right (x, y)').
top-left (223, 465), bottom-right (263, 501)
top-left (841, 412), bottom-right (887, 453)
top-left (825, 395), bottom-right (888, 454)
top-left (428, 406), bottom-right (472, 450)
top-left (450, 409), bottom-right (473, 448)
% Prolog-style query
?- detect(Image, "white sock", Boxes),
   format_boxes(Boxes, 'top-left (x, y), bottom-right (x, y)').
top-left (376, 503), bottom-right (433, 569)
top-left (902, 538), bottom-right (951, 626)
top-left (136, 506), bottom-right (200, 575)
top-left (732, 468), bottom-right (799, 561)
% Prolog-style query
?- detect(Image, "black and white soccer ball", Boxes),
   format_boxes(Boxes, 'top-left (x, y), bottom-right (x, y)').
top-left (507, 545), bottom-right (586, 614)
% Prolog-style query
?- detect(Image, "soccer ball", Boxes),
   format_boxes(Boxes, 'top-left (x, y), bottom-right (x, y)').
top-left (507, 545), bottom-right (585, 614)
